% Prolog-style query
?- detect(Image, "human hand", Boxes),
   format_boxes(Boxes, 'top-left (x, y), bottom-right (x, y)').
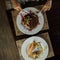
top-left (13, 2), bottom-right (22, 11)
top-left (41, 0), bottom-right (52, 12)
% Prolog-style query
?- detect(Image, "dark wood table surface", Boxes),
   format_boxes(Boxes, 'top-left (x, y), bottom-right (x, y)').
top-left (0, 0), bottom-right (60, 60)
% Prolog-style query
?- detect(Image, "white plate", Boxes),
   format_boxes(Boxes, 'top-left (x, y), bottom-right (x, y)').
top-left (16, 7), bottom-right (44, 35)
top-left (21, 36), bottom-right (49, 60)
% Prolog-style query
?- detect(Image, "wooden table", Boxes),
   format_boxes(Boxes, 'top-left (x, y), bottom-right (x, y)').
top-left (0, 0), bottom-right (20, 60)
top-left (0, 0), bottom-right (60, 60)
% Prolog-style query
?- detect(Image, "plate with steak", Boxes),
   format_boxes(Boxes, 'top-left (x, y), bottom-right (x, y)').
top-left (16, 7), bottom-right (44, 35)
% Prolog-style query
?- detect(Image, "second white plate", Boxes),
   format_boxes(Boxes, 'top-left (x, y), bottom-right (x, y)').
top-left (21, 36), bottom-right (49, 60)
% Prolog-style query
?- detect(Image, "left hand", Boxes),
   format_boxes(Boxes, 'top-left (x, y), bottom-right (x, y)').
top-left (41, 0), bottom-right (52, 12)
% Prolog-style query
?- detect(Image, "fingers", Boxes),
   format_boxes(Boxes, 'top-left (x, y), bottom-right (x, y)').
top-left (14, 6), bottom-right (22, 11)
top-left (41, 5), bottom-right (47, 12)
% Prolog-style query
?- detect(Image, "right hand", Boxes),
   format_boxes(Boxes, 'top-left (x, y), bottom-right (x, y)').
top-left (13, 2), bottom-right (22, 11)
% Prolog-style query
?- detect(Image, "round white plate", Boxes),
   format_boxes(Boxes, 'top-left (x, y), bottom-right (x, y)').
top-left (16, 7), bottom-right (44, 35)
top-left (21, 36), bottom-right (49, 60)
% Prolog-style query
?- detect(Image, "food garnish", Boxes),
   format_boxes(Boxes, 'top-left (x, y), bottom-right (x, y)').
top-left (27, 41), bottom-right (44, 59)
top-left (21, 10), bottom-right (40, 31)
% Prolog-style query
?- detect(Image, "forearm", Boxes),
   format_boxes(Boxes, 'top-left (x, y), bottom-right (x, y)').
top-left (12, 0), bottom-right (21, 7)
top-left (47, 0), bottom-right (52, 1)
top-left (12, 0), bottom-right (18, 5)
top-left (46, 0), bottom-right (52, 7)
top-left (47, 0), bottom-right (52, 4)
top-left (12, 0), bottom-right (22, 11)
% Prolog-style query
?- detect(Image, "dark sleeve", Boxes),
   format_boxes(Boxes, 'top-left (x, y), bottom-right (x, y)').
top-left (21, 0), bottom-right (47, 8)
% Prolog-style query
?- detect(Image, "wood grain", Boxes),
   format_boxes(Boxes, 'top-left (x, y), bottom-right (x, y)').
top-left (16, 32), bottom-right (54, 60)
top-left (0, 0), bottom-right (20, 60)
